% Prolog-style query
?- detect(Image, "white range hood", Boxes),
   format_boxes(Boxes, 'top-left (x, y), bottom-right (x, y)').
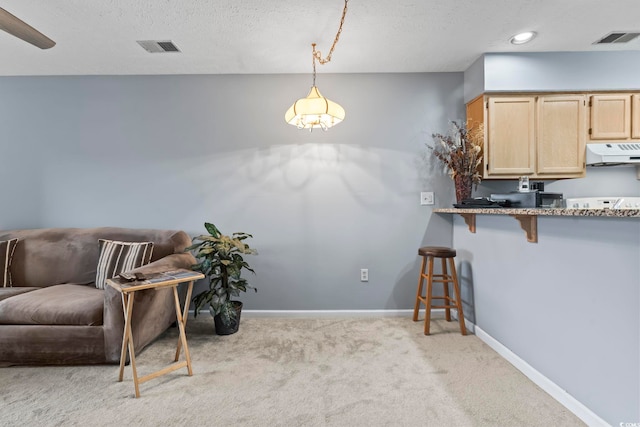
top-left (586, 143), bottom-right (640, 166)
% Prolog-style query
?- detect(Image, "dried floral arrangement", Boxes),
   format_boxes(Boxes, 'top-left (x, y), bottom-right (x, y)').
top-left (428, 121), bottom-right (484, 187)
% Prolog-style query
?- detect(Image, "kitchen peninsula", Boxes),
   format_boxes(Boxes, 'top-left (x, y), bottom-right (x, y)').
top-left (434, 207), bottom-right (640, 243)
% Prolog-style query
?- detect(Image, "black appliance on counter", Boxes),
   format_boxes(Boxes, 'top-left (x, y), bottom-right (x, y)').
top-left (490, 191), bottom-right (563, 208)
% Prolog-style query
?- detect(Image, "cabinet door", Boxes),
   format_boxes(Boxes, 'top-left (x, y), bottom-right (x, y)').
top-left (590, 94), bottom-right (631, 140)
top-left (537, 95), bottom-right (586, 176)
top-left (632, 94), bottom-right (640, 139)
top-left (466, 95), bottom-right (484, 132)
top-left (486, 97), bottom-right (536, 176)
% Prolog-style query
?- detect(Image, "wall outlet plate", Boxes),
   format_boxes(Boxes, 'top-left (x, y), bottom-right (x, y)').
top-left (360, 269), bottom-right (369, 282)
top-left (420, 192), bottom-right (434, 205)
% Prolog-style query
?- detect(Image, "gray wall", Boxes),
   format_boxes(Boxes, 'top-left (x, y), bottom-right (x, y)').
top-left (452, 210), bottom-right (639, 425)
top-left (465, 51), bottom-right (640, 100)
top-left (468, 167), bottom-right (640, 426)
top-left (0, 72), bottom-right (462, 310)
top-left (463, 54), bottom-right (485, 103)
top-left (485, 51), bottom-right (640, 92)
top-left (460, 51), bottom-right (640, 425)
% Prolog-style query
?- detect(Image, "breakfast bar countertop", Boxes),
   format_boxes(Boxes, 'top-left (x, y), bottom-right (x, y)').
top-left (434, 207), bottom-right (640, 218)
top-left (433, 207), bottom-right (640, 243)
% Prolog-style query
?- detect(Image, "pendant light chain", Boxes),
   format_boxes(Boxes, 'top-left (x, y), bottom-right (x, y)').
top-left (311, 0), bottom-right (349, 86)
top-left (312, 43), bottom-right (317, 86)
top-left (313, 0), bottom-right (349, 65)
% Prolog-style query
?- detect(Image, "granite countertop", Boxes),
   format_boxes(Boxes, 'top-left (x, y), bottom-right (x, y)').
top-left (434, 207), bottom-right (640, 218)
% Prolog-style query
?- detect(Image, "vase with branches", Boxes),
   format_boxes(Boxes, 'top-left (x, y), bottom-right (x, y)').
top-left (428, 121), bottom-right (484, 203)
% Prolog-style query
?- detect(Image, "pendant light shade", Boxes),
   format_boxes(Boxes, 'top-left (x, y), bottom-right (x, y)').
top-left (284, 86), bottom-right (345, 130)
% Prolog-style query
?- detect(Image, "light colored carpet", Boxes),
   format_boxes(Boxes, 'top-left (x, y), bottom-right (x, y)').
top-left (0, 316), bottom-right (585, 426)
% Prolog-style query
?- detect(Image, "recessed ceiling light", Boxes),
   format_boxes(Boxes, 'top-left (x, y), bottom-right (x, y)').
top-left (510, 31), bottom-right (537, 45)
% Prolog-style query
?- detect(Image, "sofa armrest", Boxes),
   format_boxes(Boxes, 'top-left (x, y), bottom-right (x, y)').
top-left (127, 252), bottom-right (197, 275)
top-left (102, 252), bottom-right (198, 363)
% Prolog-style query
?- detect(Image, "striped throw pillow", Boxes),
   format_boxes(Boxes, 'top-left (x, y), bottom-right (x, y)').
top-left (95, 240), bottom-right (154, 289)
top-left (1, 239), bottom-right (18, 287)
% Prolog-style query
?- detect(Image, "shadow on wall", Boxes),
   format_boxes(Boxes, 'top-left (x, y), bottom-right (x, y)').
top-left (457, 258), bottom-right (476, 326)
top-left (390, 255), bottom-right (422, 311)
top-left (388, 212), bottom-right (456, 310)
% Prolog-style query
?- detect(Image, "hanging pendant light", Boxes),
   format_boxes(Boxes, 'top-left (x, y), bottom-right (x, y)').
top-left (284, 85), bottom-right (345, 130)
top-left (285, 45), bottom-right (346, 130)
top-left (285, 0), bottom-right (349, 131)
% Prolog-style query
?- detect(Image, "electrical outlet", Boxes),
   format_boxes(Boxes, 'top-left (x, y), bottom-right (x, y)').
top-left (420, 191), bottom-right (434, 205)
top-left (360, 268), bottom-right (369, 282)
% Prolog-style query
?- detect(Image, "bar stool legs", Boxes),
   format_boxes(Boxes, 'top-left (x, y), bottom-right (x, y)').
top-left (413, 246), bottom-right (467, 336)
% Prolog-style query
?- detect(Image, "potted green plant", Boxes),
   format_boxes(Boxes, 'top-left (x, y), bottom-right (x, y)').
top-left (187, 222), bottom-right (257, 335)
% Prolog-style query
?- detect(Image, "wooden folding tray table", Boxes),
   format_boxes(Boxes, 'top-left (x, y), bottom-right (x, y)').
top-left (107, 269), bottom-right (204, 398)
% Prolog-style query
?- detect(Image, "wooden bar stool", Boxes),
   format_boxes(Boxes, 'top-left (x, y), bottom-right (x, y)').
top-left (413, 246), bottom-right (467, 335)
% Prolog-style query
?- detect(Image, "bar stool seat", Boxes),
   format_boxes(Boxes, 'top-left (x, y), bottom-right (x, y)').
top-left (413, 246), bottom-right (467, 335)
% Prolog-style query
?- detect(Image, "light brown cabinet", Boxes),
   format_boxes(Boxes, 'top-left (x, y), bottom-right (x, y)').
top-left (537, 95), bottom-right (587, 175)
top-left (486, 96), bottom-right (536, 176)
top-left (632, 94), bottom-right (640, 139)
top-left (589, 93), bottom-right (640, 140)
top-left (467, 94), bottom-right (586, 179)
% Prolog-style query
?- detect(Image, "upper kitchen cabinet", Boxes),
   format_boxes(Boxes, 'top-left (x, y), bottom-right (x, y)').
top-left (466, 95), bottom-right (484, 134)
top-left (589, 94), bottom-right (632, 140)
top-left (537, 95), bottom-right (587, 175)
top-left (632, 94), bottom-right (640, 139)
top-left (467, 95), bottom-right (586, 179)
top-left (486, 96), bottom-right (536, 176)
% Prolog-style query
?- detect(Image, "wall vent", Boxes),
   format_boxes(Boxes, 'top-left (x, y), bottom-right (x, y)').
top-left (593, 32), bottom-right (640, 44)
top-left (136, 40), bottom-right (181, 53)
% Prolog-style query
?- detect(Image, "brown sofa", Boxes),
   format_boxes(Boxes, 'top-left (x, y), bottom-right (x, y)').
top-left (0, 227), bottom-right (196, 366)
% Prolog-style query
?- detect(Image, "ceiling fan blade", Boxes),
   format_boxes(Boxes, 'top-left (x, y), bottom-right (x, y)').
top-left (0, 7), bottom-right (55, 49)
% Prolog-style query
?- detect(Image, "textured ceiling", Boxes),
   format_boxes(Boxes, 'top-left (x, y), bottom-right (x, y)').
top-left (1, 0), bottom-right (640, 76)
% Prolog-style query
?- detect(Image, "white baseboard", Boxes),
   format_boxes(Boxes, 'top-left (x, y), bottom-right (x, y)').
top-left (188, 309), bottom-right (425, 318)
top-left (474, 326), bottom-right (610, 427)
top-left (242, 308), bottom-right (473, 319)
top-left (242, 309), bottom-right (422, 318)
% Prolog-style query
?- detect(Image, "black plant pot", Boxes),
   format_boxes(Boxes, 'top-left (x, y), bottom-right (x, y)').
top-left (213, 301), bottom-right (243, 335)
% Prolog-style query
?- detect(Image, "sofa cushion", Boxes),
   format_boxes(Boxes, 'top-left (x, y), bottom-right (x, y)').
top-left (95, 240), bottom-right (154, 289)
top-left (1, 239), bottom-right (18, 287)
top-left (0, 287), bottom-right (39, 302)
top-left (0, 284), bottom-right (104, 326)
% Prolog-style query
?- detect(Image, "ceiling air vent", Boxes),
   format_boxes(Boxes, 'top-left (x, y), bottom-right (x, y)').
top-left (136, 40), bottom-right (181, 53)
top-left (593, 32), bottom-right (640, 44)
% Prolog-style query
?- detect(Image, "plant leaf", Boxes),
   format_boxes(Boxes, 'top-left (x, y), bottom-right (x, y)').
top-left (204, 222), bottom-right (221, 238)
